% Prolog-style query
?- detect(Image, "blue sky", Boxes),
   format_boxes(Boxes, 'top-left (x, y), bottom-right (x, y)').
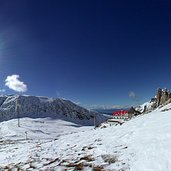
top-left (0, 0), bottom-right (171, 109)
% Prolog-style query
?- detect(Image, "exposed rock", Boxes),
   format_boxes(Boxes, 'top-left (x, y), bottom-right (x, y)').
top-left (156, 88), bottom-right (162, 106)
top-left (163, 98), bottom-right (171, 106)
top-left (150, 98), bottom-right (157, 103)
top-left (156, 88), bottom-right (171, 107)
top-left (128, 107), bottom-right (141, 119)
top-left (142, 105), bottom-right (147, 113)
top-left (136, 88), bottom-right (171, 113)
top-left (151, 103), bottom-right (157, 110)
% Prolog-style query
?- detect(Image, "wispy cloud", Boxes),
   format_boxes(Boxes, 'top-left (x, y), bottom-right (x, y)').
top-left (0, 89), bottom-right (5, 93)
top-left (129, 91), bottom-right (136, 98)
top-left (5, 74), bottom-right (27, 93)
top-left (128, 91), bottom-right (140, 102)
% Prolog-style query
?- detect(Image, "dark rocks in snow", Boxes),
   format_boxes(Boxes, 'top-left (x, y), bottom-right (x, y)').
top-left (150, 98), bottom-right (156, 103)
top-left (142, 105), bottom-right (147, 113)
top-left (128, 107), bottom-right (141, 119)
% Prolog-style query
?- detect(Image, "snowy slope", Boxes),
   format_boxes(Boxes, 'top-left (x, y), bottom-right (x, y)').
top-left (0, 118), bottom-right (93, 141)
top-left (1, 105), bottom-right (171, 170)
top-left (0, 95), bottom-right (107, 126)
top-left (135, 100), bottom-right (154, 113)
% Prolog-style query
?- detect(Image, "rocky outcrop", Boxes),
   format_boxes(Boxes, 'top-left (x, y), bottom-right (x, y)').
top-left (0, 95), bottom-right (107, 126)
top-left (156, 88), bottom-right (171, 107)
top-left (128, 107), bottom-right (141, 119)
top-left (156, 88), bottom-right (162, 106)
top-left (136, 88), bottom-right (171, 114)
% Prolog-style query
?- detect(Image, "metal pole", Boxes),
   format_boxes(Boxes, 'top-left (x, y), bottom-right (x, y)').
top-left (94, 113), bottom-right (96, 127)
top-left (15, 95), bottom-right (20, 127)
top-left (25, 131), bottom-right (28, 140)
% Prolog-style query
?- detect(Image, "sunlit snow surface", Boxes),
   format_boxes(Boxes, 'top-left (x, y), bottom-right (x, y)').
top-left (1, 105), bottom-right (171, 171)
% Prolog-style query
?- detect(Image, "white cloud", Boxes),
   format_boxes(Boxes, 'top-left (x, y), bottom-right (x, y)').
top-left (5, 74), bottom-right (27, 93)
top-left (129, 91), bottom-right (136, 98)
top-left (128, 91), bottom-right (141, 102)
top-left (110, 105), bottom-right (127, 109)
top-left (0, 89), bottom-right (5, 93)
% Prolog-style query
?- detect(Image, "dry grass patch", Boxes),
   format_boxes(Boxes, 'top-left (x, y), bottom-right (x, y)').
top-left (80, 155), bottom-right (95, 162)
top-left (101, 154), bottom-right (118, 164)
top-left (93, 165), bottom-right (104, 171)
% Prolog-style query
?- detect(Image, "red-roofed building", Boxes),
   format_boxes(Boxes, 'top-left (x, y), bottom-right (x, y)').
top-left (107, 110), bottom-right (129, 126)
top-left (107, 110), bottom-right (128, 126)
top-left (112, 110), bottom-right (128, 117)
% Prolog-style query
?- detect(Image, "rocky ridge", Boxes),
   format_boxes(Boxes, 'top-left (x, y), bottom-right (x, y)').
top-left (127, 88), bottom-right (171, 118)
top-left (136, 88), bottom-right (171, 114)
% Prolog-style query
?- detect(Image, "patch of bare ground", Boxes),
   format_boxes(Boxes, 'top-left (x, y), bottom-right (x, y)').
top-left (63, 162), bottom-right (106, 171)
top-left (59, 155), bottom-right (95, 170)
top-left (81, 145), bottom-right (95, 151)
top-left (0, 140), bottom-right (16, 145)
top-left (66, 162), bottom-right (84, 170)
top-left (43, 157), bottom-right (60, 166)
top-left (93, 165), bottom-right (105, 171)
top-left (80, 155), bottom-right (95, 162)
top-left (101, 154), bottom-right (118, 164)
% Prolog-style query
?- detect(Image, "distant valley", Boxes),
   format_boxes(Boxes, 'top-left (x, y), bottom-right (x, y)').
top-left (93, 108), bottom-right (129, 115)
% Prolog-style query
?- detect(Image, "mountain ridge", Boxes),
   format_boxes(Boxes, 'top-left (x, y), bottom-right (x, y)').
top-left (0, 94), bottom-right (107, 126)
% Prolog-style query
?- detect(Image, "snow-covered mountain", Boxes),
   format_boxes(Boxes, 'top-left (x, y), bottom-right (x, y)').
top-left (2, 90), bottom-right (171, 170)
top-left (0, 95), bottom-right (107, 126)
top-left (1, 101), bottom-right (171, 170)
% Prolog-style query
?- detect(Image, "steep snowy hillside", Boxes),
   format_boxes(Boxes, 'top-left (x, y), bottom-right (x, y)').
top-left (135, 100), bottom-right (152, 112)
top-left (0, 95), bottom-right (107, 126)
top-left (1, 105), bottom-right (171, 170)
